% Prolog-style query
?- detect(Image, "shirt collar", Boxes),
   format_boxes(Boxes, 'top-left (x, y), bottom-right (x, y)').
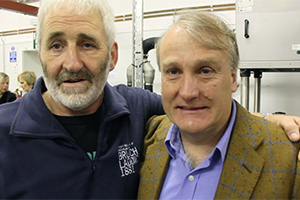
top-left (165, 100), bottom-right (237, 162)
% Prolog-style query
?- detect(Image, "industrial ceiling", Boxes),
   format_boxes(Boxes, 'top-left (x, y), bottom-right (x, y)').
top-left (0, 0), bottom-right (39, 16)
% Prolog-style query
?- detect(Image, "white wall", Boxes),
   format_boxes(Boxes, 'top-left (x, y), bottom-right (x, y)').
top-left (0, 9), bottom-right (38, 91)
top-left (0, 0), bottom-right (300, 116)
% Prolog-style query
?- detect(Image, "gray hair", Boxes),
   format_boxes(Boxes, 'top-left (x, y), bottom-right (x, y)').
top-left (37, 0), bottom-right (116, 51)
top-left (156, 11), bottom-right (239, 71)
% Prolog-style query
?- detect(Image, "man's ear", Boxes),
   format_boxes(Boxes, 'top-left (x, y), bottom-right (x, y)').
top-left (231, 69), bottom-right (238, 93)
top-left (109, 42), bottom-right (118, 71)
top-left (38, 51), bottom-right (42, 63)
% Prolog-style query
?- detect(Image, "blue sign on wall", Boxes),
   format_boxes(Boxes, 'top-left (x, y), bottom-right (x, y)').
top-left (10, 51), bottom-right (17, 63)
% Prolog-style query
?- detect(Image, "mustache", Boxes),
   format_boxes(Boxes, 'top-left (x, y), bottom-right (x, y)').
top-left (55, 69), bottom-right (93, 86)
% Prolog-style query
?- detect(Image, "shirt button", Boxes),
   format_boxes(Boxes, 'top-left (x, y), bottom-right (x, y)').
top-left (188, 175), bottom-right (194, 181)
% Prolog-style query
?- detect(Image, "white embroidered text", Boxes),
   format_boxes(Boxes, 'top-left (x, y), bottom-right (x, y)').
top-left (118, 142), bottom-right (139, 177)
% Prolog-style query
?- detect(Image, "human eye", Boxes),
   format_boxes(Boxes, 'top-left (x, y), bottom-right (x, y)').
top-left (81, 40), bottom-right (97, 50)
top-left (201, 68), bottom-right (212, 74)
top-left (83, 42), bottom-right (93, 49)
top-left (196, 66), bottom-right (215, 79)
top-left (163, 67), bottom-right (181, 80)
top-left (169, 69), bottom-right (179, 75)
top-left (165, 68), bottom-right (181, 77)
top-left (50, 43), bottom-right (63, 51)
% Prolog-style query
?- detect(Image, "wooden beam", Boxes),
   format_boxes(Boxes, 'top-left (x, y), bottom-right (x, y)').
top-left (0, 0), bottom-right (38, 16)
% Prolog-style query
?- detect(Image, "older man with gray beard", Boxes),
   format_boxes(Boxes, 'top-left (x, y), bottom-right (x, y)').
top-left (0, 0), bottom-right (164, 199)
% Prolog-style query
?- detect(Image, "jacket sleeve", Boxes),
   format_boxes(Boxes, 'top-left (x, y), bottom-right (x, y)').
top-left (143, 90), bottom-right (164, 117)
top-left (292, 144), bottom-right (300, 199)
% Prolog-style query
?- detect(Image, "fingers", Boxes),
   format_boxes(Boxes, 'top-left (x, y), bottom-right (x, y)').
top-left (278, 116), bottom-right (300, 162)
top-left (265, 114), bottom-right (300, 141)
top-left (288, 132), bottom-right (300, 142)
top-left (283, 124), bottom-right (300, 142)
top-left (279, 116), bottom-right (300, 142)
top-left (261, 114), bottom-right (300, 161)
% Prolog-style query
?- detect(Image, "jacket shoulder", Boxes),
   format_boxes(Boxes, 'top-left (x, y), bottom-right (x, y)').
top-left (0, 100), bottom-right (20, 135)
top-left (235, 103), bottom-right (291, 147)
top-left (216, 103), bottom-right (300, 199)
top-left (144, 115), bottom-right (172, 144)
top-left (113, 84), bottom-right (155, 96)
top-left (111, 84), bottom-right (164, 117)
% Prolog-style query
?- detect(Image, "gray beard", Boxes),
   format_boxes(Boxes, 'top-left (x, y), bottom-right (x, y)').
top-left (43, 57), bottom-right (111, 111)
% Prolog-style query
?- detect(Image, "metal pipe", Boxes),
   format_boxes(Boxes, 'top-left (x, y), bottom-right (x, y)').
top-left (0, 27), bottom-right (36, 36)
top-left (241, 76), bottom-right (250, 110)
top-left (0, 35), bottom-right (5, 73)
top-left (253, 78), bottom-right (261, 112)
top-left (115, 7), bottom-right (235, 22)
top-left (253, 70), bottom-right (262, 113)
top-left (115, 3), bottom-right (235, 21)
top-left (240, 69), bottom-right (250, 110)
top-left (132, 0), bottom-right (144, 88)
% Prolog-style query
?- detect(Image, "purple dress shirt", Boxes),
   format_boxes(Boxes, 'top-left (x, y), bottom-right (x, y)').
top-left (159, 101), bottom-right (237, 200)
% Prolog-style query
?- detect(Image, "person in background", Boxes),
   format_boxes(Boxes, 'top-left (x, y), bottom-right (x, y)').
top-left (0, 72), bottom-right (16, 104)
top-left (17, 71), bottom-right (37, 96)
top-left (138, 11), bottom-right (300, 199)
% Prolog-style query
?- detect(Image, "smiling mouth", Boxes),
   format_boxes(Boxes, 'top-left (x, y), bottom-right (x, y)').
top-left (64, 79), bottom-right (86, 83)
top-left (178, 106), bottom-right (208, 110)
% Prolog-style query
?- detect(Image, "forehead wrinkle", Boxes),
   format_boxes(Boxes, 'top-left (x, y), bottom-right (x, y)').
top-left (162, 57), bottom-right (221, 68)
top-left (48, 15), bottom-right (99, 26)
top-left (42, 9), bottom-right (103, 34)
top-left (78, 33), bottom-right (100, 44)
top-left (46, 31), bottom-right (64, 43)
top-left (196, 58), bottom-right (221, 66)
top-left (45, 30), bottom-right (101, 45)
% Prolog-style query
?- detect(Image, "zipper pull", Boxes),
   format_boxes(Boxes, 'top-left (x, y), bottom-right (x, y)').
top-left (87, 151), bottom-right (97, 170)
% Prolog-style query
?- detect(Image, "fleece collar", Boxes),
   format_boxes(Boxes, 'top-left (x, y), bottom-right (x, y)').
top-left (10, 77), bottom-right (130, 138)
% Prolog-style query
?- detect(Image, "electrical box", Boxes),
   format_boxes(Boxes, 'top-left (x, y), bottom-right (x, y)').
top-left (236, 0), bottom-right (300, 69)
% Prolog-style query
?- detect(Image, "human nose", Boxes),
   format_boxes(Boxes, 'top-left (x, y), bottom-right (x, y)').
top-left (179, 75), bottom-right (199, 101)
top-left (63, 45), bottom-right (83, 72)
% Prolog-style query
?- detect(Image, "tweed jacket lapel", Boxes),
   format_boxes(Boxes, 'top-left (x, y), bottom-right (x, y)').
top-left (141, 141), bottom-right (170, 199)
top-left (214, 104), bottom-right (265, 199)
top-left (138, 116), bottom-right (172, 200)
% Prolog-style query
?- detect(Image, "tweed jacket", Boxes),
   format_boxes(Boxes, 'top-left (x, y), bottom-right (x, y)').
top-left (138, 102), bottom-right (300, 199)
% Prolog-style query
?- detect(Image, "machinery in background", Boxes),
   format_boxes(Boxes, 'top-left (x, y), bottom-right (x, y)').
top-left (127, 37), bottom-right (158, 92)
top-left (236, 0), bottom-right (300, 112)
top-left (127, 0), bottom-right (157, 92)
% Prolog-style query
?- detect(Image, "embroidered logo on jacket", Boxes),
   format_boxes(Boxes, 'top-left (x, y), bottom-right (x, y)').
top-left (118, 142), bottom-right (139, 177)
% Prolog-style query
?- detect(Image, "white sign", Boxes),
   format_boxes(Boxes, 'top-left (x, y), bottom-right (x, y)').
top-left (10, 51), bottom-right (17, 63)
top-left (292, 44), bottom-right (300, 50)
top-left (238, 0), bottom-right (254, 12)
